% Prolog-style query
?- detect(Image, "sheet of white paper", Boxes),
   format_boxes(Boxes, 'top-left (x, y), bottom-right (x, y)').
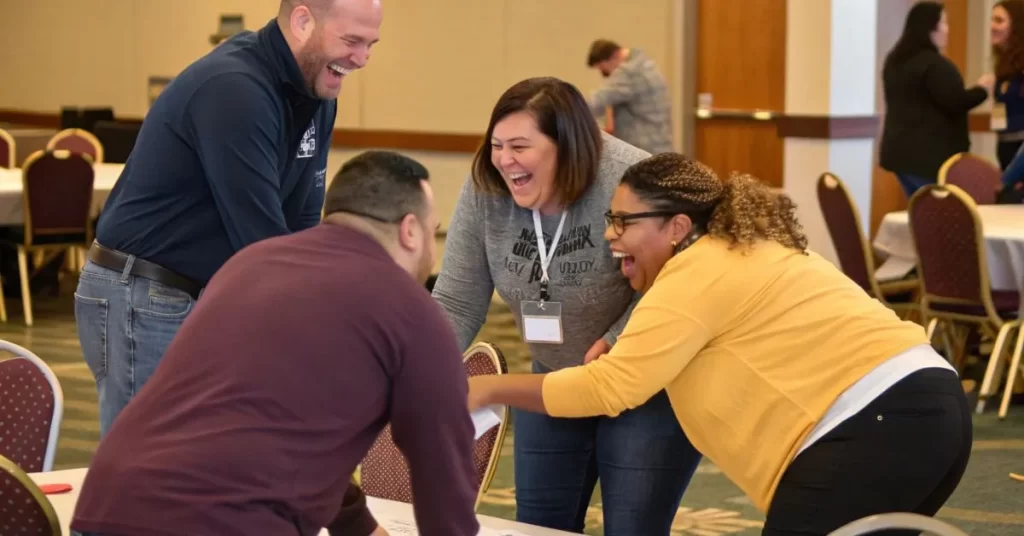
top-left (479, 529), bottom-right (530, 536)
top-left (377, 517), bottom-right (528, 536)
top-left (471, 404), bottom-right (504, 439)
top-left (874, 256), bottom-right (916, 282)
top-left (379, 517), bottom-right (419, 534)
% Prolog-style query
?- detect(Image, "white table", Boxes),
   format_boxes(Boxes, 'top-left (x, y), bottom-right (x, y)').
top-left (873, 205), bottom-right (1024, 296)
top-left (30, 467), bottom-right (573, 536)
top-left (0, 163), bottom-right (123, 226)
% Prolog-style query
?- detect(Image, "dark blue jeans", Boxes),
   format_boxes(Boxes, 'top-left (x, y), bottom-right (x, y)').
top-left (513, 362), bottom-right (702, 535)
top-left (895, 173), bottom-right (934, 199)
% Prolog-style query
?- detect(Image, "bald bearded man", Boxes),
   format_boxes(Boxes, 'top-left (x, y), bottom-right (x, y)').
top-left (75, 0), bottom-right (382, 437)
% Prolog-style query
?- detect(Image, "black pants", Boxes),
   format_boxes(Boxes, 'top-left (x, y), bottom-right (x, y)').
top-left (998, 140), bottom-right (1023, 171)
top-left (763, 368), bottom-right (971, 536)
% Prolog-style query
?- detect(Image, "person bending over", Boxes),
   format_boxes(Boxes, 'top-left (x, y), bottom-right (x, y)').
top-left (469, 152), bottom-right (971, 535)
top-left (71, 151), bottom-right (480, 536)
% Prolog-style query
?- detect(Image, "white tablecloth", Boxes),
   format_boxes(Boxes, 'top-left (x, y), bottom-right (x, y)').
top-left (30, 467), bottom-right (571, 536)
top-left (872, 205), bottom-right (1024, 294)
top-left (0, 163), bottom-right (123, 226)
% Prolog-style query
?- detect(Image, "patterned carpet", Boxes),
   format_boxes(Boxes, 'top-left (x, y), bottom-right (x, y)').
top-left (3, 278), bottom-right (1024, 535)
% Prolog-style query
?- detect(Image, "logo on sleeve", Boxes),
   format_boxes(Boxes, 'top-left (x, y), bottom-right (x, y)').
top-left (314, 167), bottom-right (327, 187)
top-left (297, 122), bottom-right (316, 159)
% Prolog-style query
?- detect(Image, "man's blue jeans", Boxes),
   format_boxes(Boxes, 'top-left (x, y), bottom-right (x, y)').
top-left (74, 260), bottom-right (196, 437)
top-left (512, 361), bottom-right (702, 535)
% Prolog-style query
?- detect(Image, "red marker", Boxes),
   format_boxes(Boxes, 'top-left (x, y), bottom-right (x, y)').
top-left (39, 483), bottom-right (73, 494)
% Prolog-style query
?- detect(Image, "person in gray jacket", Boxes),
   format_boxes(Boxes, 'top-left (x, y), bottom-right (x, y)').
top-left (431, 77), bottom-right (701, 535)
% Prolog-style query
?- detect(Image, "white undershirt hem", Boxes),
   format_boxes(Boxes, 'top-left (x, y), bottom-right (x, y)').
top-left (797, 344), bottom-right (956, 456)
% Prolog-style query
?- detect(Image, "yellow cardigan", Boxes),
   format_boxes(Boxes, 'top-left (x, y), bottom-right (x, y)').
top-left (542, 236), bottom-right (929, 511)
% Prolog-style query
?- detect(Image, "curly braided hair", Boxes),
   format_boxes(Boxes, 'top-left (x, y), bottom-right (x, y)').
top-left (620, 153), bottom-right (808, 253)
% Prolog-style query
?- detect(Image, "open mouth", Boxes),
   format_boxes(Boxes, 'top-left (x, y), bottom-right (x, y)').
top-left (611, 251), bottom-right (635, 277)
top-left (327, 62), bottom-right (353, 79)
top-left (507, 172), bottom-right (533, 191)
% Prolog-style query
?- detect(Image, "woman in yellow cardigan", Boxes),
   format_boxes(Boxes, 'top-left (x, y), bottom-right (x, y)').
top-left (469, 153), bottom-right (971, 535)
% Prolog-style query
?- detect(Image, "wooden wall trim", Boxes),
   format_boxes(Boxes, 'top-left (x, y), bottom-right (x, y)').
top-left (696, 113), bottom-right (880, 139)
top-left (0, 109), bottom-right (482, 154)
top-left (774, 115), bottom-right (879, 139)
top-left (0, 110), bottom-right (60, 129)
top-left (969, 113), bottom-right (992, 132)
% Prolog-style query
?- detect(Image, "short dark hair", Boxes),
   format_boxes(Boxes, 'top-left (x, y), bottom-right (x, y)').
top-left (587, 39), bottom-right (621, 67)
top-left (324, 151), bottom-right (430, 222)
top-left (471, 77), bottom-right (602, 208)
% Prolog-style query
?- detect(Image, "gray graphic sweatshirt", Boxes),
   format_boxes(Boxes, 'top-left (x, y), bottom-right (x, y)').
top-left (432, 133), bottom-right (648, 371)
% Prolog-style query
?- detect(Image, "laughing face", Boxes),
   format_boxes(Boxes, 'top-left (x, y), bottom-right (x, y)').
top-left (605, 184), bottom-right (690, 293)
top-left (295, 0), bottom-right (382, 100)
top-left (489, 111), bottom-right (561, 214)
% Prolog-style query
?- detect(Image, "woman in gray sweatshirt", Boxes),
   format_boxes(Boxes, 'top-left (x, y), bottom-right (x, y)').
top-left (432, 77), bottom-right (701, 535)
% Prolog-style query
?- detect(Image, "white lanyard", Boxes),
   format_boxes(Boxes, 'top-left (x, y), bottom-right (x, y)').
top-left (532, 209), bottom-right (568, 289)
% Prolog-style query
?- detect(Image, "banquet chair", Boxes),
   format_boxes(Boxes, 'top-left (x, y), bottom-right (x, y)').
top-left (0, 127), bottom-right (15, 168)
top-left (908, 184), bottom-right (1023, 418)
top-left (46, 128), bottom-right (104, 164)
top-left (938, 152), bottom-right (1001, 205)
top-left (360, 342), bottom-right (510, 508)
top-left (817, 172), bottom-right (919, 319)
top-left (1, 150), bottom-right (95, 326)
top-left (827, 512), bottom-right (968, 536)
top-left (0, 339), bottom-right (64, 473)
top-left (0, 455), bottom-right (62, 536)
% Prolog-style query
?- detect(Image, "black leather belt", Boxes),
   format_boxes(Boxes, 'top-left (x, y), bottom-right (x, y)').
top-left (86, 242), bottom-right (203, 300)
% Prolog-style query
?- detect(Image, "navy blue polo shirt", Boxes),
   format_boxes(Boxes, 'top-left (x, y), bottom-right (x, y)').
top-left (96, 18), bottom-right (336, 285)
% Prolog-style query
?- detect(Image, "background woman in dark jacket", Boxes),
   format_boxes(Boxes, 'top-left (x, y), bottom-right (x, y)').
top-left (880, 1), bottom-right (993, 198)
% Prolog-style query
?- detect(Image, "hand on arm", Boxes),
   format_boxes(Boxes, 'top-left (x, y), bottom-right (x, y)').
top-left (187, 73), bottom-right (291, 251)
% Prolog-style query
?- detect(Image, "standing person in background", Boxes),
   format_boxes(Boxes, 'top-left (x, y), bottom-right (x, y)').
top-left (586, 39), bottom-right (674, 154)
top-left (991, 0), bottom-right (1024, 169)
top-left (431, 77), bottom-right (702, 535)
top-left (74, 0), bottom-right (382, 436)
top-left (880, 1), bottom-right (992, 199)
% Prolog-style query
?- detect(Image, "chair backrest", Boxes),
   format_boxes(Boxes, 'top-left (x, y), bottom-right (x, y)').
top-left (908, 184), bottom-right (995, 319)
top-left (0, 340), bottom-right (64, 472)
top-left (816, 172), bottom-right (877, 295)
top-left (0, 455), bottom-right (62, 536)
top-left (828, 512), bottom-right (968, 536)
top-left (46, 128), bottom-right (103, 164)
top-left (21, 150), bottom-right (96, 246)
top-left (938, 152), bottom-right (1001, 205)
top-left (360, 342), bottom-right (510, 507)
top-left (0, 128), bottom-right (15, 169)
top-left (92, 120), bottom-right (141, 164)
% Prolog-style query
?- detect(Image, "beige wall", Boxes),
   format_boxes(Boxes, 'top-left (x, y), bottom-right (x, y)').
top-left (0, 0), bottom-right (686, 228)
top-left (0, 0), bottom-right (683, 133)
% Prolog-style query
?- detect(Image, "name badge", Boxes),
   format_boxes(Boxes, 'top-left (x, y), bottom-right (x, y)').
top-left (521, 301), bottom-right (563, 344)
top-left (992, 102), bottom-right (1008, 132)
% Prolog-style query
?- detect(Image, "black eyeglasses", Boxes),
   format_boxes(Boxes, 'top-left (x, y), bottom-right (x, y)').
top-left (604, 211), bottom-right (678, 236)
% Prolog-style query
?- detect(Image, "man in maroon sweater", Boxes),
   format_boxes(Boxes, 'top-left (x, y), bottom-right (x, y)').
top-left (70, 151), bottom-right (481, 536)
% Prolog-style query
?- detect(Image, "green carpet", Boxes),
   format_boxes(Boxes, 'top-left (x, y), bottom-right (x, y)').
top-left (5, 285), bottom-right (1023, 535)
